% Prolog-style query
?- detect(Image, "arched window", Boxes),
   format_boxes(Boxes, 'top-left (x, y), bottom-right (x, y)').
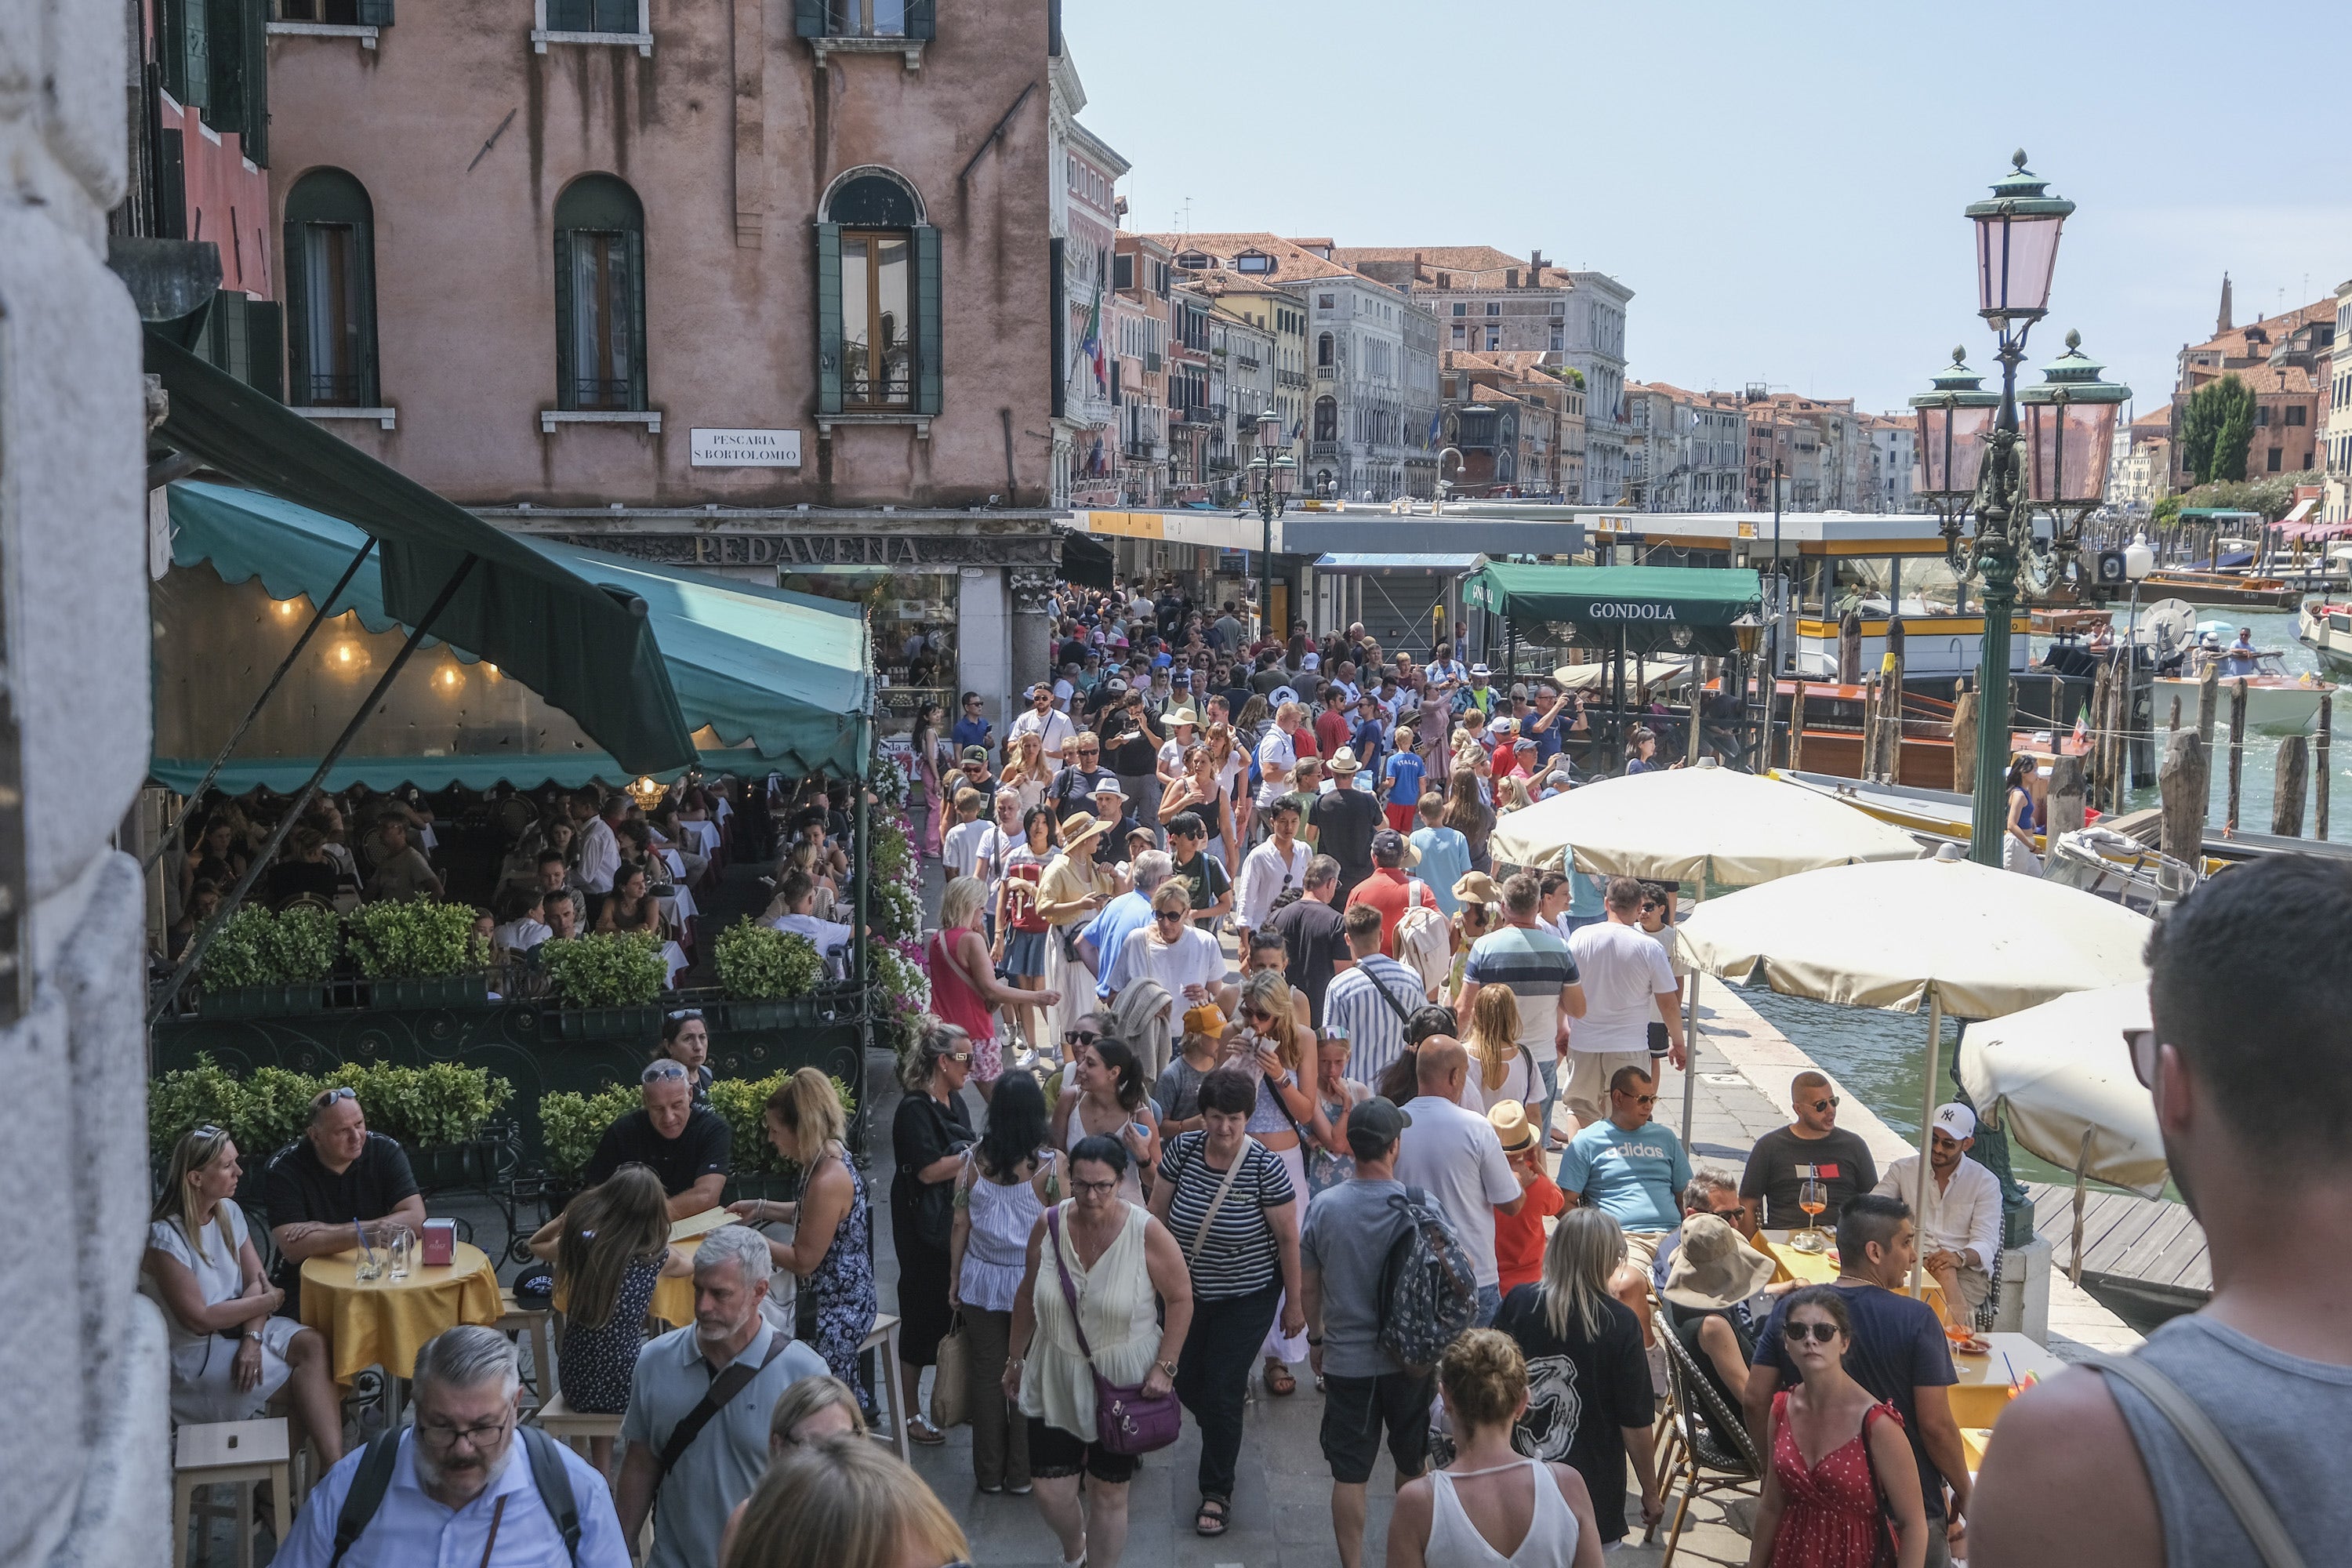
top-left (1313, 397), bottom-right (1337, 442)
top-left (554, 174), bottom-right (648, 411)
top-left (1316, 332), bottom-right (1334, 368)
top-left (817, 170), bottom-right (938, 416)
top-left (284, 169), bottom-right (379, 407)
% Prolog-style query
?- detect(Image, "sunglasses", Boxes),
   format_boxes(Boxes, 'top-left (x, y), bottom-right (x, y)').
top-left (666, 1007), bottom-right (703, 1022)
top-left (641, 1061), bottom-right (689, 1083)
top-left (2122, 1027), bottom-right (2160, 1087)
top-left (1153, 909), bottom-right (1188, 924)
top-left (1617, 1091), bottom-right (1658, 1106)
top-left (1064, 1029), bottom-right (1099, 1047)
top-left (1806, 1096), bottom-right (1839, 1112)
top-left (1784, 1320), bottom-right (1844, 1345)
top-left (314, 1087), bottom-right (358, 1109)
top-left (942, 1051), bottom-right (974, 1065)
top-left (1248, 1008), bottom-right (1276, 1024)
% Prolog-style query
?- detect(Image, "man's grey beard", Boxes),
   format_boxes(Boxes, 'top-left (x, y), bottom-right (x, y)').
top-left (414, 1434), bottom-right (515, 1497)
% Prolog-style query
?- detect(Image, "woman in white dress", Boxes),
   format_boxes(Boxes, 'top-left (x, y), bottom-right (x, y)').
top-left (143, 1127), bottom-right (343, 1461)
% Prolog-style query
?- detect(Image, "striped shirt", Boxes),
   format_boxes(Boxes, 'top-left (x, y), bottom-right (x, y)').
top-left (1156, 1132), bottom-right (1295, 1300)
top-left (1463, 924), bottom-right (1581, 1064)
top-left (1325, 955), bottom-right (1425, 1087)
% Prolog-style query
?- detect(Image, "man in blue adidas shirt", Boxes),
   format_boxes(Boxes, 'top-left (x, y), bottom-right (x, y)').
top-left (1558, 1063), bottom-right (1693, 1236)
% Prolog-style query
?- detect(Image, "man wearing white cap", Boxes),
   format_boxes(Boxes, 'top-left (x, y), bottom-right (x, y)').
top-left (1874, 1103), bottom-right (2003, 1319)
top-left (1457, 663), bottom-right (1498, 718)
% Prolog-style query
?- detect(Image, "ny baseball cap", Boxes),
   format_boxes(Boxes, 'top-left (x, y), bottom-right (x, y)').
top-left (1933, 1103), bottom-right (1978, 1141)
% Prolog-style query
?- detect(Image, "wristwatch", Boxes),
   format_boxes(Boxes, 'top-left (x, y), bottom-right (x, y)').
top-left (1306, 1334), bottom-right (1324, 1348)
top-left (243, 1330), bottom-right (262, 1342)
top-left (1156, 1358), bottom-right (1180, 1378)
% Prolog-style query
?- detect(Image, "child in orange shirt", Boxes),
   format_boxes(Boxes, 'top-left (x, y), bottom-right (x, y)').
top-left (1489, 1102), bottom-right (1566, 1292)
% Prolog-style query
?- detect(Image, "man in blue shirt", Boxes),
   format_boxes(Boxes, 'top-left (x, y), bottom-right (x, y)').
top-left (1079, 849), bottom-right (1174, 999)
top-left (949, 690), bottom-right (994, 764)
top-left (1410, 794), bottom-right (1472, 916)
top-left (1558, 1064), bottom-right (1692, 1236)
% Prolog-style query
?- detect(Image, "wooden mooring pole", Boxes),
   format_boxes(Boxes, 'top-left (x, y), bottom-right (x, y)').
top-left (2320, 697), bottom-right (2334, 840)
top-left (1789, 682), bottom-right (1809, 773)
top-left (2274, 735), bottom-right (2310, 837)
top-left (2160, 728), bottom-right (2209, 866)
top-left (2226, 678), bottom-right (2249, 833)
top-left (1951, 679), bottom-right (1977, 796)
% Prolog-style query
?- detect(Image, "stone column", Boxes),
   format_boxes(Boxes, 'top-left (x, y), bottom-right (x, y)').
top-left (1008, 566), bottom-right (1058, 705)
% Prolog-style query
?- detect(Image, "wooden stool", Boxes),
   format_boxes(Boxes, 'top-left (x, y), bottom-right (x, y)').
top-left (498, 1287), bottom-right (557, 1408)
top-left (172, 1418), bottom-right (292, 1568)
top-left (532, 1392), bottom-right (625, 1459)
top-left (858, 1312), bottom-right (911, 1464)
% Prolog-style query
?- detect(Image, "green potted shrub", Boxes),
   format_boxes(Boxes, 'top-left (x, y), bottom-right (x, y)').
top-left (344, 899), bottom-right (492, 1009)
top-left (333, 1060), bottom-right (515, 1190)
top-left (198, 906), bottom-right (332, 1017)
top-left (537, 1083), bottom-right (641, 1208)
top-left (710, 1069), bottom-right (858, 1201)
top-left (539, 931), bottom-right (668, 1040)
top-left (713, 923), bottom-right (824, 1029)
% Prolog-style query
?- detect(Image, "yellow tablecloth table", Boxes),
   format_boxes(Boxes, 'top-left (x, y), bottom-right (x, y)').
top-left (1947, 1332), bottom-right (2063, 1429)
top-left (1757, 1232), bottom-right (1947, 1319)
top-left (301, 1242), bottom-right (503, 1385)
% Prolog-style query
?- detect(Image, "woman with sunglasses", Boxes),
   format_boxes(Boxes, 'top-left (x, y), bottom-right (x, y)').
top-left (1218, 968), bottom-right (1331, 1397)
top-left (1747, 1285), bottom-right (1929, 1568)
top-left (655, 1007), bottom-right (715, 1109)
top-left (892, 1023), bottom-right (980, 1447)
top-left (144, 1126), bottom-right (344, 1461)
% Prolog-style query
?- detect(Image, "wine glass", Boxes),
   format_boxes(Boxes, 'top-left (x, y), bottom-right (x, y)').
top-left (1795, 1175), bottom-right (1828, 1254)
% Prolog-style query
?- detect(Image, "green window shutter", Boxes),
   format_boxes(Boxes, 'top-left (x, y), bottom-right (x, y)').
top-left (156, 0), bottom-right (191, 103)
top-left (914, 223), bottom-right (942, 416)
top-left (355, 0), bottom-right (395, 24)
top-left (815, 222), bottom-right (844, 416)
top-left (202, 290), bottom-right (244, 379)
top-left (354, 217), bottom-right (381, 405)
top-left (248, 300), bottom-right (284, 401)
top-left (554, 229), bottom-right (578, 411)
top-left (626, 230), bottom-right (649, 411)
top-left (183, 0), bottom-right (212, 113)
top-left (906, 0), bottom-right (935, 41)
top-left (793, 0), bottom-right (826, 37)
top-left (206, 0), bottom-right (245, 136)
top-left (281, 221), bottom-right (310, 397)
top-left (240, 0), bottom-right (269, 164)
top-left (157, 131), bottom-right (188, 239)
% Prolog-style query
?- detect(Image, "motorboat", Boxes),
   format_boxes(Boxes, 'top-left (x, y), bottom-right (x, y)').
top-left (2296, 600), bottom-right (2352, 673)
top-left (2039, 826), bottom-right (2198, 915)
top-left (2151, 649), bottom-right (2336, 734)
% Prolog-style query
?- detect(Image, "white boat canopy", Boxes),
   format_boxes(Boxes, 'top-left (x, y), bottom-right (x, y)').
top-left (1955, 983), bottom-right (2166, 1197)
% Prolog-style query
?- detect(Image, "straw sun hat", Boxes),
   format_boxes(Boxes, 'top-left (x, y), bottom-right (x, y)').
top-left (1661, 1214), bottom-right (1775, 1312)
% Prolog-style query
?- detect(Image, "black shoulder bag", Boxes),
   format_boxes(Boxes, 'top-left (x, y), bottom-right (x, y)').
top-left (652, 1334), bottom-right (792, 1496)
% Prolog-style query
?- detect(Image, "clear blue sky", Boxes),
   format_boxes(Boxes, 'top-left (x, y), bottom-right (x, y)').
top-left (1062, 0), bottom-right (2352, 424)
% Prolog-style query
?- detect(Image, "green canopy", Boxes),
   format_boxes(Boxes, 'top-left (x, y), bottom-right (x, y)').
top-left (162, 483), bottom-right (875, 790)
top-left (1461, 563), bottom-right (1762, 656)
top-left (146, 334), bottom-right (697, 773)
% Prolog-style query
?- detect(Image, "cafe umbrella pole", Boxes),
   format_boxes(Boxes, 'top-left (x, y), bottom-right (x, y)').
top-left (149, 554), bottom-right (481, 1023)
top-left (1911, 989), bottom-right (1943, 1301)
top-left (143, 536), bottom-right (379, 875)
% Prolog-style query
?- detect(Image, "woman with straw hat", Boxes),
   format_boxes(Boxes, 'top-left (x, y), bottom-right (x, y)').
top-left (1038, 810), bottom-right (1120, 1046)
top-left (1660, 1212), bottom-right (1773, 1417)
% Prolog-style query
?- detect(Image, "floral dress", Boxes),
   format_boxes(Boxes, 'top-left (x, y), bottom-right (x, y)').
top-left (1767, 1391), bottom-right (1903, 1568)
top-left (806, 1149), bottom-right (879, 1387)
top-left (557, 1257), bottom-right (662, 1414)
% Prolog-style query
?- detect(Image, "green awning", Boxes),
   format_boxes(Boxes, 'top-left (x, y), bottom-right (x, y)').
top-left (164, 483), bottom-right (875, 788)
top-left (147, 334), bottom-right (697, 772)
top-left (1461, 563), bottom-right (1762, 656)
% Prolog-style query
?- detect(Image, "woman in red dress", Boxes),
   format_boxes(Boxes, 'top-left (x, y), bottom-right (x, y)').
top-left (1748, 1286), bottom-right (1928, 1568)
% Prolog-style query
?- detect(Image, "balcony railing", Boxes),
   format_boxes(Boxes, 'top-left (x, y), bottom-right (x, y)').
top-left (1314, 364), bottom-right (1336, 381)
top-left (1236, 355), bottom-right (1261, 371)
top-left (1278, 369), bottom-right (1308, 389)
top-left (1308, 441), bottom-right (1341, 459)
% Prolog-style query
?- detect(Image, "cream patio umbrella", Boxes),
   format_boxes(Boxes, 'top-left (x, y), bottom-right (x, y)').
top-left (1678, 851), bottom-right (2154, 1295)
top-left (1487, 762), bottom-right (1926, 886)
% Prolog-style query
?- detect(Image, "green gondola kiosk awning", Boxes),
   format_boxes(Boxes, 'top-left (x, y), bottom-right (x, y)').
top-left (147, 333), bottom-right (698, 773)
top-left (1461, 563), bottom-right (1762, 656)
top-left (157, 483), bottom-right (876, 793)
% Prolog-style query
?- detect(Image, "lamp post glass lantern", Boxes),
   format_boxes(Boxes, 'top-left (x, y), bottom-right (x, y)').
top-left (2020, 331), bottom-right (2129, 507)
top-left (1249, 408), bottom-right (1294, 641)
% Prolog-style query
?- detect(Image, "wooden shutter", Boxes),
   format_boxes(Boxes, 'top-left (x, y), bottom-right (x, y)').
top-left (248, 300), bottom-right (284, 401)
top-left (906, 0), bottom-right (935, 40)
top-left (354, 216), bottom-right (381, 405)
top-left (157, 132), bottom-right (188, 239)
top-left (355, 0), bottom-right (395, 24)
top-left (626, 230), bottom-right (649, 411)
top-left (553, 229), bottom-right (577, 411)
top-left (281, 221), bottom-right (310, 398)
top-left (240, 0), bottom-right (268, 164)
top-left (203, 291), bottom-right (246, 380)
top-left (793, 0), bottom-right (826, 38)
top-left (913, 223), bottom-right (942, 416)
top-left (206, 0), bottom-right (245, 137)
top-left (815, 222), bottom-right (843, 416)
top-left (155, 0), bottom-right (188, 102)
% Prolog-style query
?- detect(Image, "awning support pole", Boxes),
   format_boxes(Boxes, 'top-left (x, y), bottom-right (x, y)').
top-left (1679, 879), bottom-right (1705, 1148)
top-left (851, 775), bottom-right (874, 1153)
top-left (2069, 1128), bottom-right (2094, 1289)
top-left (143, 537), bottom-right (379, 874)
top-left (1910, 989), bottom-right (1942, 1301)
top-left (148, 554), bottom-right (479, 1023)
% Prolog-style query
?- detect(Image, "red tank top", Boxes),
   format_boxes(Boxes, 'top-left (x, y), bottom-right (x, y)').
top-left (927, 926), bottom-right (994, 1040)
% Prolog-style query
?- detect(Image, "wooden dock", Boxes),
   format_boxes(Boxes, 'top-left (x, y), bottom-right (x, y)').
top-left (2027, 1182), bottom-right (2211, 1333)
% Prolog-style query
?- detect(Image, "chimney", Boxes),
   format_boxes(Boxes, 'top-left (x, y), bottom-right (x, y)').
top-left (1436, 270), bottom-right (1450, 289)
top-left (1506, 268), bottom-right (1519, 289)
top-left (1530, 249), bottom-right (1545, 270)
top-left (2218, 272), bottom-right (2234, 336)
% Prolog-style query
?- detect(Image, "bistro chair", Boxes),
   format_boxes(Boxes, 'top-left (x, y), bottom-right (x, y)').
top-left (1647, 1323), bottom-right (1764, 1566)
top-left (497, 1285), bottom-right (557, 1410)
top-left (171, 1417), bottom-right (292, 1568)
top-left (859, 1313), bottom-right (912, 1464)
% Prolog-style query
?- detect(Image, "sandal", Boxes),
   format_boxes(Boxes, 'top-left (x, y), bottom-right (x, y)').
top-left (906, 1415), bottom-right (947, 1446)
top-left (1196, 1497), bottom-right (1231, 1537)
top-left (1263, 1360), bottom-right (1297, 1397)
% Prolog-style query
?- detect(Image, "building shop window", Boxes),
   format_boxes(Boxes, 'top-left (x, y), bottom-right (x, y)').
top-left (2268, 447), bottom-right (2284, 472)
top-left (782, 568), bottom-right (956, 738)
top-left (816, 169), bottom-right (940, 416)
top-left (1313, 397), bottom-right (1338, 441)
top-left (552, 173), bottom-right (648, 411)
top-left (283, 169), bottom-right (380, 407)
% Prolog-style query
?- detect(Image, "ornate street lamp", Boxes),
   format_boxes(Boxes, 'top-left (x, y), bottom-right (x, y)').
top-left (2019, 330), bottom-right (2131, 510)
top-left (1909, 350), bottom-right (1999, 503)
top-left (1249, 406), bottom-right (1294, 641)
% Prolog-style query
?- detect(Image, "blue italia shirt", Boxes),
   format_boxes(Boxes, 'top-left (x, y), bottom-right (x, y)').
top-left (1559, 1116), bottom-right (1693, 1232)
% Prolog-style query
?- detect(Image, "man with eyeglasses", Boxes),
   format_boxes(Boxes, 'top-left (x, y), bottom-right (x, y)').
top-left (274, 1325), bottom-right (630, 1567)
top-left (263, 1087), bottom-right (427, 1317)
top-left (949, 689), bottom-right (994, 764)
top-left (1739, 1068), bottom-right (1879, 1231)
top-left (581, 1062), bottom-right (731, 1219)
top-left (1557, 1065), bottom-right (1693, 1250)
top-left (1871, 1103), bottom-right (2001, 1321)
top-left (1011, 681), bottom-right (1076, 764)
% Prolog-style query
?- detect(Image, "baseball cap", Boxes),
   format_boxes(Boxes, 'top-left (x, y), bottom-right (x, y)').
top-left (960, 746), bottom-right (989, 766)
top-left (1933, 1103), bottom-right (1978, 1141)
top-left (1372, 828), bottom-right (1419, 866)
top-left (1345, 1097), bottom-right (1413, 1158)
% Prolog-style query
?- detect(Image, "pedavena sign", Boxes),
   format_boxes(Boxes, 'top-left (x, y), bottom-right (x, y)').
top-left (1577, 601), bottom-right (1677, 620)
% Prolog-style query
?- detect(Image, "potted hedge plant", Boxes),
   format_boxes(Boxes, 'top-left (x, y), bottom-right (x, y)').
top-left (344, 898), bottom-right (492, 1009)
top-left (710, 1069), bottom-right (858, 1203)
top-left (538, 931), bottom-right (668, 1040)
top-left (198, 905), bottom-right (339, 1017)
top-left (712, 923), bottom-right (825, 1029)
top-left (535, 1083), bottom-right (641, 1217)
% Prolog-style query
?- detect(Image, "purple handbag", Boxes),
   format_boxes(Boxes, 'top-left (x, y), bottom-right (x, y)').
top-left (1046, 1207), bottom-right (1181, 1455)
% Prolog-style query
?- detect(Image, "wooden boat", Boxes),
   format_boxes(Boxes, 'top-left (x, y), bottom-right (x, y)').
top-left (2296, 601), bottom-right (2352, 673)
top-left (2137, 568), bottom-right (2304, 609)
top-left (2151, 652), bottom-right (2335, 735)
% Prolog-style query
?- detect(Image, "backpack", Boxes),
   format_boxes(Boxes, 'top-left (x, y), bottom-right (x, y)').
top-left (1392, 904), bottom-right (1451, 996)
top-left (1375, 1186), bottom-right (1480, 1375)
top-left (329, 1425), bottom-right (580, 1566)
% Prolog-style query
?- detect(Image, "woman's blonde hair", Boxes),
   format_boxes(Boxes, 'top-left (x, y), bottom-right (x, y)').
top-left (1151, 880), bottom-right (1192, 916)
top-left (722, 1436), bottom-right (967, 1568)
top-left (1538, 1208), bottom-right (1626, 1341)
top-left (150, 1124), bottom-right (238, 1264)
top-left (938, 874), bottom-right (988, 933)
top-left (1438, 1328), bottom-right (1528, 1433)
top-left (768, 1374), bottom-right (867, 1449)
top-left (1499, 775), bottom-right (1533, 812)
top-left (1240, 968), bottom-right (1308, 1072)
top-left (1466, 985), bottom-right (1523, 1093)
top-left (765, 1067), bottom-right (846, 1168)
